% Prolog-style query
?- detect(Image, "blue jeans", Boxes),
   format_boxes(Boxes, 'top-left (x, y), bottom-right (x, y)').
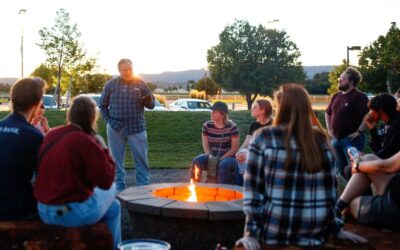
top-left (37, 184), bottom-right (121, 250)
top-left (192, 154), bottom-right (243, 185)
top-left (332, 133), bottom-right (366, 177)
top-left (107, 124), bottom-right (150, 191)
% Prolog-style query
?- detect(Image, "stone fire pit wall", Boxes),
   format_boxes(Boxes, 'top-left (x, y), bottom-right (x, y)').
top-left (118, 183), bottom-right (245, 250)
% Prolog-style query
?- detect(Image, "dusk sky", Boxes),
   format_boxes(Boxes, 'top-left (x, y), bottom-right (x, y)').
top-left (1, 0), bottom-right (399, 78)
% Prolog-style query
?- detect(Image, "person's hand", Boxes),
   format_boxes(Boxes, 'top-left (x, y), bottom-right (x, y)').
top-left (337, 229), bottom-right (368, 244)
top-left (364, 112), bottom-right (376, 130)
top-left (94, 134), bottom-right (107, 149)
top-left (348, 131), bottom-right (360, 140)
top-left (142, 94), bottom-right (152, 104)
top-left (235, 236), bottom-right (260, 250)
top-left (39, 116), bottom-right (50, 133)
top-left (236, 151), bottom-right (246, 164)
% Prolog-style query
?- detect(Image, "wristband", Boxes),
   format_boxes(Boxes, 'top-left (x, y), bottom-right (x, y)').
top-left (355, 161), bottom-right (360, 173)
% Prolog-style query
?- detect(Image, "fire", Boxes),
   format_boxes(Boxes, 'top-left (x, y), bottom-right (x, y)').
top-left (186, 166), bottom-right (199, 202)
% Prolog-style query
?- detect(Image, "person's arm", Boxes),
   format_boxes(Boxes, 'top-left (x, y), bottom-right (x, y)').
top-left (236, 135), bottom-right (252, 163)
top-left (325, 112), bottom-right (333, 137)
top-left (81, 135), bottom-right (115, 189)
top-left (202, 135), bottom-right (210, 155)
top-left (242, 134), bottom-right (266, 242)
top-left (99, 82), bottom-right (111, 123)
top-left (141, 80), bottom-right (155, 109)
top-left (241, 135), bottom-right (252, 149)
top-left (354, 151), bottom-right (400, 174)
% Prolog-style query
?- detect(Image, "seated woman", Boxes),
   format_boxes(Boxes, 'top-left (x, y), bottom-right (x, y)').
top-left (34, 95), bottom-right (121, 249)
top-left (30, 103), bottom-right (50, 135)
top-left (335, 151), bottom-right (400, 231)
top-left (191, 101), bottom-right (241, 185)
top-left (235, 99), bottom-right (273, 174)
top-left (236, 84), bottom-right (366, 250)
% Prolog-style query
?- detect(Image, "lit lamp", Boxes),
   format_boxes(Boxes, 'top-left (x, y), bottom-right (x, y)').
top-left (19, 9), bottom-right (27, 78)
top-left (347, 46), bottom-right (361, 66)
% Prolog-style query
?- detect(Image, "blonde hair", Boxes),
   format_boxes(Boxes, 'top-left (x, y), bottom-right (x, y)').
top-left (274, 84), bottom-right (329, 173)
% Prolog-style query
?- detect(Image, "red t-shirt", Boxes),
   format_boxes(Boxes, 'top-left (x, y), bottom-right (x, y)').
top-left (326, 89), bottom-right (369, 138)
top-left (34, 124), bottom-right (115, 205)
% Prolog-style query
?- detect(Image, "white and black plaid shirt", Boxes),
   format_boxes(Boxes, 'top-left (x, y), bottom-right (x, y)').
top-left (243, 126), bottom-right (338, 246)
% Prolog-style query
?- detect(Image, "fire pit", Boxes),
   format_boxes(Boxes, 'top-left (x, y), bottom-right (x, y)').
top-left (118, 182), bottom-right (244, 250)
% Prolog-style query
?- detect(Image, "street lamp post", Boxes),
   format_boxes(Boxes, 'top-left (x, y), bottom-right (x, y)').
top-left (266, 19), bottom-right (279, 29)
top-left (347, 46), bottom-right (361, 66)
top-left (19, 9), bottom-right (27, 78)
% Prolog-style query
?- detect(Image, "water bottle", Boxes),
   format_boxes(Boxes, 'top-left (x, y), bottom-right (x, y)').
top-left (347, 146), bottom-right (360, 168)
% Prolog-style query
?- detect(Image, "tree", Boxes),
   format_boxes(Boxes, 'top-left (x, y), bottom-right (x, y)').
top-left (304, 72), bottom-right (331, 94)
top-left (207, 19), bottom-right (305, 109)
top-left (195, 76), bottom-right (221, 97)
top-left (359, 22), bottom-right (400, 94)
top-left (147, 82), bottom-right (158, 91)
top-left (30, 63), bottom-right (57, 94)
top-left (37, 8), bottom-right (86, 109)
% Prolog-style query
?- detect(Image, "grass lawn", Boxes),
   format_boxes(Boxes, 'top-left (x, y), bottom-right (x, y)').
top-left (0, 110), bottom-right (370, 169)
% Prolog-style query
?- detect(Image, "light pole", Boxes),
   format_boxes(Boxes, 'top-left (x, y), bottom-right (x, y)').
top-left (266, 19), bottom-right (279, 29)
top-left (203, 67), bottom-right (207, 100)
top-left (19, 9), bottom-right (27, 78)
top-left (347, 46), bottom-right (361, 66)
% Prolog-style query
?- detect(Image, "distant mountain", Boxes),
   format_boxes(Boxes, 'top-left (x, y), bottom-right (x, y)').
top-left (2, 65), bottom-right (335, 87)
top-left (139, 69), bottom-right (206, 86)
top-left (303, 66), bottom-right (335, 79)
top-left (139, 65), bottom-right (335, 86)
top-left (0, 78), bottom-right (17, 85)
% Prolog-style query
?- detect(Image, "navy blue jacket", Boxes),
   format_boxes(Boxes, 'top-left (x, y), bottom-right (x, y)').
top-left (0, 113), bottom-right (43, 220)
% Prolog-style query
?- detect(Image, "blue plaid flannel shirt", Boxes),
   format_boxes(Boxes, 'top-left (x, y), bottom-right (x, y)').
top-left (99, 77), bottom-right (154, 135)
top-left (243, 126), bottom-right (338, 246)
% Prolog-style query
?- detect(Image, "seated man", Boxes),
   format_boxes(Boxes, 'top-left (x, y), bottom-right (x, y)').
top-left (344, 93), bottom-right (400, 180)
top-left (335, 151), bottom-right (400, 230)
top-left (0, 77), bottom-right (46, 220)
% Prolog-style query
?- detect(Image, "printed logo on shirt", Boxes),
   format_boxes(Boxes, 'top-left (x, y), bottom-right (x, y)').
top-left (0, 126), bottom-right (20, 135)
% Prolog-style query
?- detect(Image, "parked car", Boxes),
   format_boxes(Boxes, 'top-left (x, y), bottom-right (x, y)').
top-left (145, 99), bottom-right (168, 111)
top-left (169, 98), bottom-right (211, 111)
top-left (80, 93), bottom-right (101, 107)
top-left (42, 95), bottom-right (58, 110)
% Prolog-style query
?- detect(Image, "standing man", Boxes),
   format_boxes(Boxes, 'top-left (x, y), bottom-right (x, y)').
top-left (325, 67), bottom-right (369, 178)
top-left (100, 59), bottom-right (155, 192)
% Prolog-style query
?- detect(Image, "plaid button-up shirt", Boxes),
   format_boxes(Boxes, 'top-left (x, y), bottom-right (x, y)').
top-left (243, 126), bottom-right (337, 246)
top-left (100, 77), bottom-right (154, 135)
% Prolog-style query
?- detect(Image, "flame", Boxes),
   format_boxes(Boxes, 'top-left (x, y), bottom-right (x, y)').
top-left (187, 166), bottom-right (199, 202)
top-left (194, 165), bottom-right (200, 182)
top-left (187, 179), bottom-right (197, 202)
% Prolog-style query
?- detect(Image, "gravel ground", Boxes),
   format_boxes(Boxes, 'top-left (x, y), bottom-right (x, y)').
top-left (121, 169), bottom-right (191, 240)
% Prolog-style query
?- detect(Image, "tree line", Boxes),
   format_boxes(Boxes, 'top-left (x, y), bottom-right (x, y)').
top-left (31, 9), bottom-right (400, 110)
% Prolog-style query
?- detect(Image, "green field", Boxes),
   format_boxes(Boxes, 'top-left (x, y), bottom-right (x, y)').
top-left (0, 110), bottom-right (370, 169)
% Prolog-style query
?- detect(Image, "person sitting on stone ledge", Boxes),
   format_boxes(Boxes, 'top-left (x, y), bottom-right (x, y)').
top-left (235, 99), bottom-right (273, 184)
top-left (33, 95), bottom-right (121, 249)
top-left (191, 101), bottom-right (242, 185)
top-left (236, 84), bottom-right (367, 250)
top-left (335, 150), bottom-right (400, 231)
top-left (0, 77), bottom-right (46, 221)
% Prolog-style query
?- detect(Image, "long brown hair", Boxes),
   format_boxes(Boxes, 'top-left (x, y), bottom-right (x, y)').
top-left (273, 84), bottom-right (328, 173)
top-left (67, 95), bottom-right (98, 135)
